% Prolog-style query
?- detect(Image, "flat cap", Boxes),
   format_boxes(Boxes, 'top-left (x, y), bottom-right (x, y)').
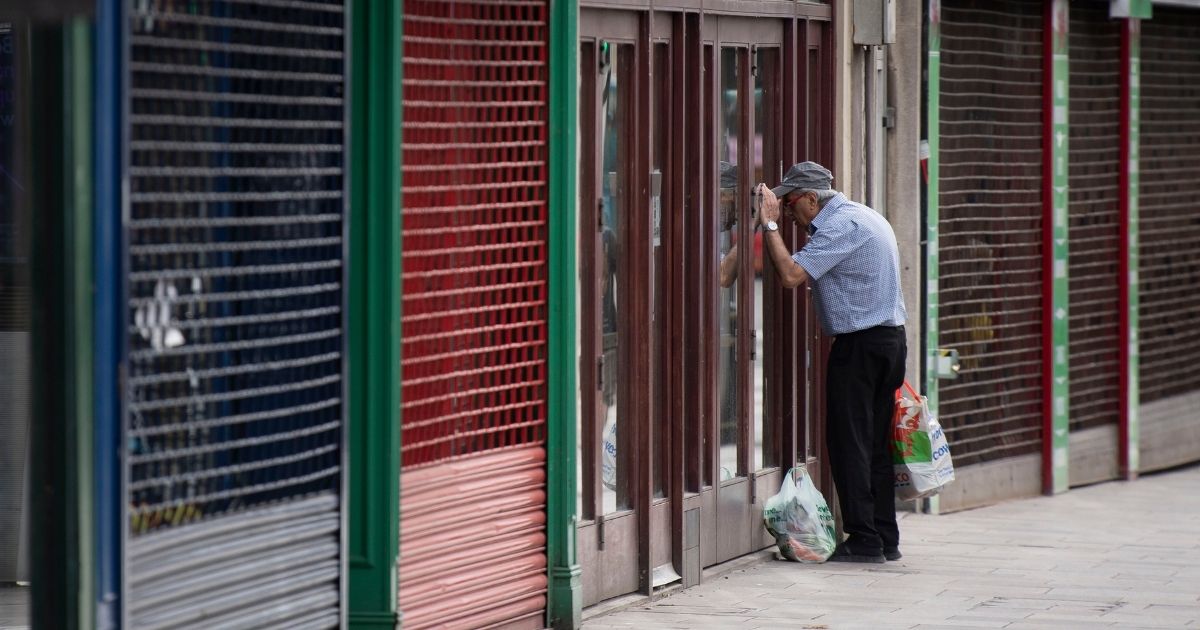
top-left (719, 161), bottom-right (738, 190)
top-left (771, 161), bottom-right (834, 198)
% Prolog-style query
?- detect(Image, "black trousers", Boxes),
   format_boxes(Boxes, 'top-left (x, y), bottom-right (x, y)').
top-left (825, 325), bottom-right (907, 554)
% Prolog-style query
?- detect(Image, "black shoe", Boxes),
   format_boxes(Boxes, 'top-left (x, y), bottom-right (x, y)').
top-left (826, 543), bottom-right (885, 564)
top-left (883, 546), bottom-right (902, 561)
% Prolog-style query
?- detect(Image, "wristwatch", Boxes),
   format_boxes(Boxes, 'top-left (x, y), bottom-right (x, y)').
top-left (764, 220), bottom-right (779, 232)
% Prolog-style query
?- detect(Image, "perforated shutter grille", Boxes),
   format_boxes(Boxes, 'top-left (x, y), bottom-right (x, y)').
top-left (400, 0), bottom-right (549, 469)
top-left (125, 0), bottom-right (345, 626)
top-left (1139, 9), bottom-right (1200, 405)
top-left (127, 0), bottom-right (344, 535)
top-left (1067, 4), bottom-right (1121, 432)
top-left (399, 3), bottom-right (549, 629)
top-left (0, 23), bottom-right (26, 333)
top-left (938, 0), bottom-right (1044, 467)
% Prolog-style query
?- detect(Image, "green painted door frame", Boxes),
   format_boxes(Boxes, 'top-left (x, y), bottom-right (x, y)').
top-left (547, 1), bottom-right (582, 627)
top-left (347, 0), bottom-right (403, 627)
top-left (1043, 0), bottom-right (1070, 495)
top-left (923, 0), bottom-right (941, 515)
top-left (27, 17), bottom-right (94, 630)
top-left (65, 21), bottom-right (95, 628)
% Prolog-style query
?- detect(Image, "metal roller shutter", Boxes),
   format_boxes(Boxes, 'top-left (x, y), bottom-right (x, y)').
top-left (0, 21), bottom-right (30, 584)
top-left (400, 449), bottom-right (547, 629)
top-left (399, 1), bottom-right (549, 628)
top-left (0, 332), bottom-right (29, 583)
top-left (124, 1), bottom-right (346, 627)
top-left (1067, 3), bottom-right (1121, 434)
top-left (1139, 9), bottom-right (1200, 405)
top-left (938, 0), bottom-right (1045, 466)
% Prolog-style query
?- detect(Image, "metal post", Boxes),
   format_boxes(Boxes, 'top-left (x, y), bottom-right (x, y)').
top-left (922, 0), bottom-right (941, 514)
top-left (29, 16), bottom-right (94, 630)
top-left (1118, 17), bottom-right (1141, 480)
top-left (348, 0), bottom-right (403, 627)
top-left (1042, 0), bottom-right (1071, 495)
top-left (93, 0), bottom-right (123, 624)
top-left (547, 0), bottom-right (582, 626)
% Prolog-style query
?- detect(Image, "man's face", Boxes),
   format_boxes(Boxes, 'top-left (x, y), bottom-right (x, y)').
top-left (782, 191), bottom-right (812, 226)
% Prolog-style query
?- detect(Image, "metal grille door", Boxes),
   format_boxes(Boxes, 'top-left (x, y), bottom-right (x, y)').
top-left (938, 0), bottom-right (1044, 466)
top-left (124, 1), bottom-right (346, 627)
top-left (1067, 4), bottom-right (1121, 435)
top-left (1139, 9), bottom-right (1200, 405)
top-left (399, 1), bottom-right (550, 629)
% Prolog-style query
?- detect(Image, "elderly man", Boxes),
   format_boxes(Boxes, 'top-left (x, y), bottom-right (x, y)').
top-left (755, 162), bottom-right (908, 564)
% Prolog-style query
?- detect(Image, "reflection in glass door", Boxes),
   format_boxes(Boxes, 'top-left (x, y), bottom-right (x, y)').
top-left (597, 42), bottom-right (631, 515)
top-left (577, 28), bottom-right (644, 606)
top-left (754, 46), bottom-right (781, 471)
top-left (652, 43), bottom-right (669, 500)
top-left (717, 46), bottom-right (742, 482)
top-left (708, 16), bottom-right (790, 568)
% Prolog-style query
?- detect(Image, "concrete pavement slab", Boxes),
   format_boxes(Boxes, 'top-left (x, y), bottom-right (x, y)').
top-left (0, 587), bottom-right (27, 630)
top-left (583, 464), bottom-right (1200, 630)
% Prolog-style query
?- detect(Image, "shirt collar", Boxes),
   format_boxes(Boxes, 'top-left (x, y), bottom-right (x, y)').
top-left (808, 192), bottom-right (848, 234)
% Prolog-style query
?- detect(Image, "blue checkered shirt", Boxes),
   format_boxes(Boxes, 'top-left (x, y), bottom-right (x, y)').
top-left (791, 193), bottom-right (907, 336)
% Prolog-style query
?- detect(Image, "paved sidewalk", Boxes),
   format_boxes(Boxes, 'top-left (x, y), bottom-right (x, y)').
top-left (584, 465), bottom-right (1200, 630)
top-left (0, 585), bottom-right (27, 630)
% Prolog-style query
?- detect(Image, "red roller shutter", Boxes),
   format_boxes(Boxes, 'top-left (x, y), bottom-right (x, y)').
top-left (399, 2), bottom-right (550, 629)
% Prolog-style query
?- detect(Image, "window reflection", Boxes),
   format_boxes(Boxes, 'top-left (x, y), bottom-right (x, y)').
top-left (718, 47), bottom-right (740, 481)
top-left (753, 47), bottom-right (776, 471)
top-left (599, 42), bottom-right (633, 514)
top-left (651, 43), bottom-right (668, 500)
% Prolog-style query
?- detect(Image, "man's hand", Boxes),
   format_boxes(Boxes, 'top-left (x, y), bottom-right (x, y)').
top-left (757, 184), bottom-right (781, 223)
top-left (757, 184), bottom-right (810, 289)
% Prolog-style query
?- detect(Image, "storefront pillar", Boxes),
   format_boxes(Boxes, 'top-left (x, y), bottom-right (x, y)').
top-left (348, 0), bottom-right (403, 627)
top-left (547, 0), bottom-right (582, 627)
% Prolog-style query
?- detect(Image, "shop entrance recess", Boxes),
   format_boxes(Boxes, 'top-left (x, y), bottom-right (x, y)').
top-left (577, 7), bottom-right (833, 608)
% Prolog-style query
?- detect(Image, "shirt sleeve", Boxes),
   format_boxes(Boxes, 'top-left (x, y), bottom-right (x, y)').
top-left (791, 219), bottom-right (867, 281)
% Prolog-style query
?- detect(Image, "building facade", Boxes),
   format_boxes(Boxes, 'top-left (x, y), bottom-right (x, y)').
top-left (4, 1), bottom-right (1200, 630)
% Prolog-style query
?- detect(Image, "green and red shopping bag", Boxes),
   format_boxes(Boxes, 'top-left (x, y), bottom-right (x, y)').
top-left (892, 381), bottom-right (956, 500)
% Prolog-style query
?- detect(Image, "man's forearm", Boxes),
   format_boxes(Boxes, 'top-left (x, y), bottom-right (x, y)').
top-left (719, 243), bottom-right (738, 288)
top-left (763, 230), bottom-right (808, 288)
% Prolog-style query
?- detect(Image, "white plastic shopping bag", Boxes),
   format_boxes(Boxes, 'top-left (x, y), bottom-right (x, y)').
top-left (892, 381), bottom-right (956, 500)
top-left (762, 466), bottom-right (836, 563)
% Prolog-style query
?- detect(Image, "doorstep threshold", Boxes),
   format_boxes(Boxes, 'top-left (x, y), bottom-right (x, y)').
top-left (580, 549), bottom-right (777, 622)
